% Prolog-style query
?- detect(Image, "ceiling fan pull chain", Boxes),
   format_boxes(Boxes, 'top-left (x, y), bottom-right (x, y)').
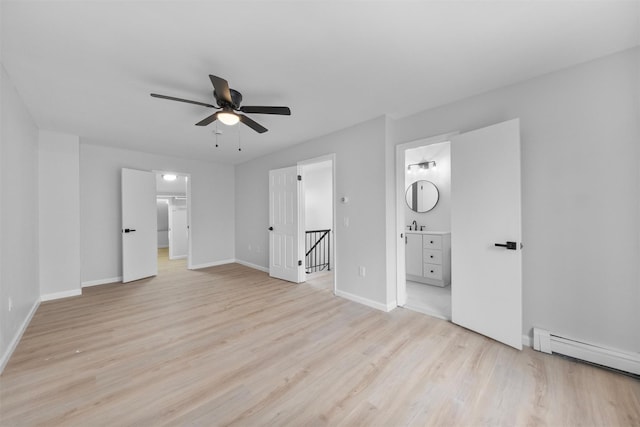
top-left (238, 127), bottom-right (242, 152)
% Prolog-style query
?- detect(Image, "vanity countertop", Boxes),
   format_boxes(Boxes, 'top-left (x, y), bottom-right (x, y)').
top-left (406, 230), bottom-right (450, 235)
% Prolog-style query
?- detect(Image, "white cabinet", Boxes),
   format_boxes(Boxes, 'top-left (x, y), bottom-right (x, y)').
top-left (406, 233), bottom-right (423, 276)
top-left (406, 232), bottom-right (451, 287)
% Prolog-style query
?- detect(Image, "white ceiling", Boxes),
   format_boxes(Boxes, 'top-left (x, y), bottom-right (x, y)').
top-left (2, 1), bottom-right (638, 165)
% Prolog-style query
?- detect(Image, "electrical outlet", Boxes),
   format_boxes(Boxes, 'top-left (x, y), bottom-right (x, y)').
top-left (358, 266), bottom-right (366, 277)
top-left (344, 216), bottom-right (349, 227)
top-left (8, 297), bottom-right (13, 312)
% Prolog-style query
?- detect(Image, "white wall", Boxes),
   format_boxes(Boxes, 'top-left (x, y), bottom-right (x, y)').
top-left (80, 143), bottom-right (235, 283)
top-left (235, 117), bottom-right (395, 309)
top-left (303, 161), bottom-right (332, 231)
top-left (38, 130), bottom-right (81, 299)
top-left (393, 48), bottom-right (640, 353)
top-left (0, 64), bottom-right (40, 371)
top-left (404, 142), bottom-right (451, 232)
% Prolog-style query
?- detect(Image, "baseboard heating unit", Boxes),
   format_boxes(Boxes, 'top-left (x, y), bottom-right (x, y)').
top-left (533, 328), bottom-right (640, 376)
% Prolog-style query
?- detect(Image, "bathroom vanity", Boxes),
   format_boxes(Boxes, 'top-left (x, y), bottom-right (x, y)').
top-left (406, 231), bottom-right (451, 287)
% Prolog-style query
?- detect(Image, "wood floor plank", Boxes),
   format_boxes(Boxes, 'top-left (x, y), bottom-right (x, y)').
top-left (1, 256), bottom-right (639, 426)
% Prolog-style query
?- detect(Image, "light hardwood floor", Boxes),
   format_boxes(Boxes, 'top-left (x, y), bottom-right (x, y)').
top-left (1, 261), bottom-right (639, 426)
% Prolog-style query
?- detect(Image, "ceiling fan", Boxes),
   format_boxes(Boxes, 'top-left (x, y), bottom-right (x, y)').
top-left (150, 75), bottom-right (291, 134)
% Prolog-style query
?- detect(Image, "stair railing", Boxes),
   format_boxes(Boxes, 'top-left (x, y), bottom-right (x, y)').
top-left (305, 229), bottom-right (331, 273)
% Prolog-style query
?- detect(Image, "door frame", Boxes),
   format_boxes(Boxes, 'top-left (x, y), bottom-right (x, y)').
top-left (297, 153), bottom-right (337, 295)
top-left (154, 170), bottom-right (192, 269)
top-left (395, 133), bottom-right (458, 306)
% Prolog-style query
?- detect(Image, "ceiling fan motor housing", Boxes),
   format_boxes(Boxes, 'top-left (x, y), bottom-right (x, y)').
top-left (214, 88), bottom-right (243, 109)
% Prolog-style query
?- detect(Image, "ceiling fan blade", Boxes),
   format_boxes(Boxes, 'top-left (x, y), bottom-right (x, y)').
top-left (150, 93), bottom-right (216, 108)
top-left (195, 112), bottom-right (220, 126)
top-left (209, 75), bottom-right (232, 104)
top-left (238, 114), bottom-right (268, 133)
top-left (239, 106), bottom-right (291, 115)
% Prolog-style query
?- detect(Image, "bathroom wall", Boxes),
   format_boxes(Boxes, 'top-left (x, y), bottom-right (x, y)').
top-left (404, 141), bottom-right (451, 232)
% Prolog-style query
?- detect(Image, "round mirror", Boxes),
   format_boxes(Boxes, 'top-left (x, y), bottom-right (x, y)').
top-left (405, 180), bottom-right (439, 213)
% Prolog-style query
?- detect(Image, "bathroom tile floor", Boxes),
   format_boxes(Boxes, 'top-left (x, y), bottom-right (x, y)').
top-left (405, 280), bottom-right (452, 320)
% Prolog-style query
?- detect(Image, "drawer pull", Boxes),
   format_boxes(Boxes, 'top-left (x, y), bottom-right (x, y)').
top-left (430, 255), bottom-right (434, 258)
top-left (430, 270), bottom-right (434, 273)
top-left (495, 241), bottom-right (517, 250)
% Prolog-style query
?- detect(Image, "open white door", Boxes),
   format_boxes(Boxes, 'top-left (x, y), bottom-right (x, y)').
top-left (269, 166), bottom-right (304, 283)
top-left (169, 205), bottom-right (188, 260)
top-left (122, 168), bottom-right (157, 283)
top-left (451, 119), bottom-right (522, 349)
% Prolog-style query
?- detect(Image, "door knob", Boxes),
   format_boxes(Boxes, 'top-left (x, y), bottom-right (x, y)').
top-left (123, 228), bottom-right (136, 233)
top-left (494, 241), bottom-right (517, 250)
top-left (268, 226), bottom-right (274, 231)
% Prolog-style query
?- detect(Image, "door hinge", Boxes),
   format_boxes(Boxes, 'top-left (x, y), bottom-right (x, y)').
top-left (298, 260), bottom-right (302, 266)
top-left (297, 175), bottom-right (302, 181)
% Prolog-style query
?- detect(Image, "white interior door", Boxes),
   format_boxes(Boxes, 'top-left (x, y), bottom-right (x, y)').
top-left (269, 166), bottom-right (303, 283)
top-left (122, 168), bottom-right (158, 283)
top-left (169, 205), bottom-right (188, 260)
top-left (451, 119), bottom-right (522, 349)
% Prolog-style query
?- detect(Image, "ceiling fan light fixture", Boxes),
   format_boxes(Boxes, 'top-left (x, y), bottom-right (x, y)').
top-left (162, 174), bottom-right (177, 181)
top-left (218, 111), bottom-right (239, 126)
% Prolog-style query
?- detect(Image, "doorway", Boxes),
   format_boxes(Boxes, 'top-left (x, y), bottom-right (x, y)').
top-left (400, 138), bottom-right (454, 320)
top-left (155, 172), bottom-right (190, 275)
top-left (396, 119), bottom-right (523, 350)
top-left (267, 154), bottom-right (337, 293)
top-left (299, 156), bottom-right (335, 293)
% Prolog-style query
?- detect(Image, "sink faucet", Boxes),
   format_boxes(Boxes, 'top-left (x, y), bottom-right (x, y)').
top-left (411, 220), bottom-right (417, 231)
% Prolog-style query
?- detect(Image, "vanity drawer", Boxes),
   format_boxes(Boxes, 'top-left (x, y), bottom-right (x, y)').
top-left (423, 263), bottom-right (443, 280)
top-left (423, 249), bottom-right (442, 265)
top-left (423, 235), bottom-right (442, 250)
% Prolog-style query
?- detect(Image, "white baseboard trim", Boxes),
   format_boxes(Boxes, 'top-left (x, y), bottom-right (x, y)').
top-left (190, 259), bottom-right (236, 270)
top-left (170, 255), bottom-right (187, 260)
top-left (158, 245), bottom-right (169, 249)
top-left (82, 276), bottom-right (122, 288)
top-left (0, 299), bottom-right (40, 374)
top-left (533, 328), bottom-right (639, 375)
top-left (335, 290), bottom-right (393, 312)
top-left (235, 259), bottom-right (269, 273)
top-left (40, 289), bottom-right (82, 302)
top-left (522, 333), bottom-right (533, 348)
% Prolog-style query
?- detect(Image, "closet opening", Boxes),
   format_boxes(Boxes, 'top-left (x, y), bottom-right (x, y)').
top-left (156, 172), bottom-right (190, 275)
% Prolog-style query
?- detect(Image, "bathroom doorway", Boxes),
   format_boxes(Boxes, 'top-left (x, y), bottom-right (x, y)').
top-left (396, 119), bottom-right (524, 350)
top-left (156, 172), bottom-right (190, 275)
top-left (399, 136), bottom-right (455, 320)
